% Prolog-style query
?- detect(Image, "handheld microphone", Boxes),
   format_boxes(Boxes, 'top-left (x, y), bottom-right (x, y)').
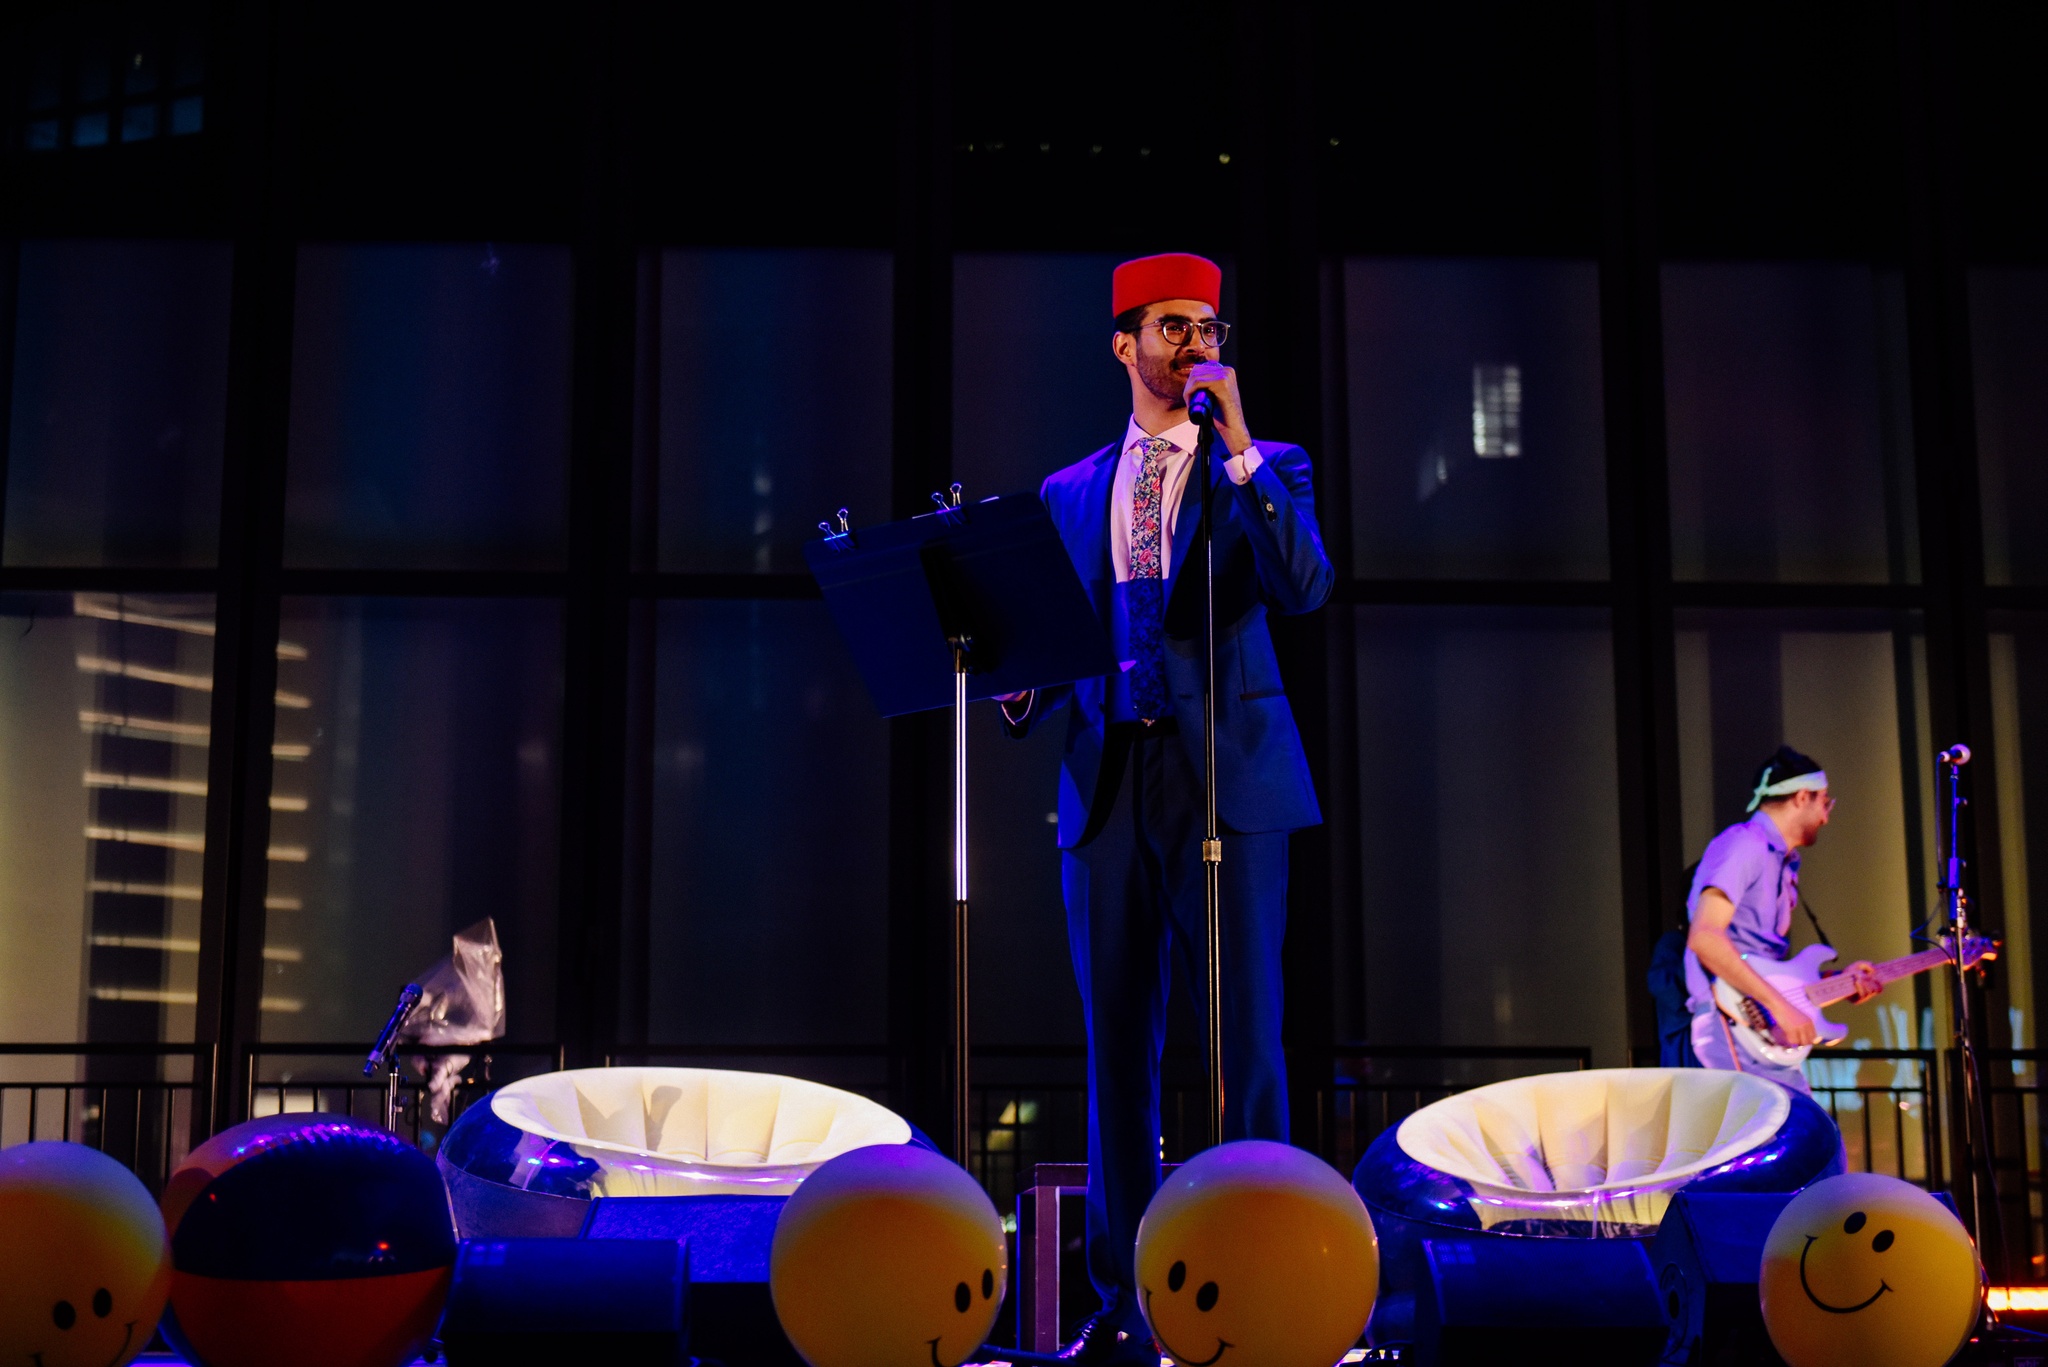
top-left (1188, 388), bottom-right (1216, 427)
top-left (364, 983), bottom-right (424, 1076)
top-left (1938, 744), bottom-right (1972, 767)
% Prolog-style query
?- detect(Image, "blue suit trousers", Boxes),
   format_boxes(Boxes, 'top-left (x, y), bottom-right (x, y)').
top-left (1062, 723), bottom-right (1290, 1334)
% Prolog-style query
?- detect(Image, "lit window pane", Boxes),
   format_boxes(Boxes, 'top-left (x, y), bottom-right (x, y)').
top-left (120, 104), bottom-right (158, 142)
top-left (1664, 264), bottom-right (1918, 583)
top-left (1348, 607), bottom-right (1625, 1060)
top-left (647, 251), bottom-right (892, 572)
top-left (1971, 269), bottom-right (2048, 586)
top-left (0, 592), bottom-right (215, 1045)
top-left (1344, 260), bottom-right (1609, 579)
top-left (261, 597), bottom-right (562, 1042)
top-left (952, 253), bottom-right (1134, 502)
top-left (1989, 619), bottom-right (2048, 1058)
top-left (169, 96), bottom-right (202, 136)
top-left (5, 241), bottom-right (231, 567)
top-left (641, 601), bottom-right (886, 1045)
top-left (286, 244), bottom-right (572, 568)
top-left (1674, 611), bottom-right (1937, 1056)
top-left (73, 112), bottom-right (109, 148)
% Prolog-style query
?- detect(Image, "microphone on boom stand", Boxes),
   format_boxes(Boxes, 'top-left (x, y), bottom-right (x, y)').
top-left (364, 982), bottom-right (425, 1077)
top-left (365, 982), bottom-right (424, 1134)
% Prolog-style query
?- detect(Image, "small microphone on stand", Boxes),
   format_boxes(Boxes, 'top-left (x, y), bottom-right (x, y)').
top-left (364, 983), bottom-right (424, 1077)
top-left (1938, 744), bottom-right (1972, 767)
top-left (1188, 388), bottom-right (1217, 427)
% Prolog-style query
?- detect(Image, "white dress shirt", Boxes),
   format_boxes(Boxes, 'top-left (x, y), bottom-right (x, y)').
top-left (1111, 416), bottom-right (1264, 582)
top-left (998, 419), bottom-right (1264, 725)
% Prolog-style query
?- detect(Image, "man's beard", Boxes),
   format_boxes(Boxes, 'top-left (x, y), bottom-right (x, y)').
top-left (1137, 349), bottom-right (1189, 407)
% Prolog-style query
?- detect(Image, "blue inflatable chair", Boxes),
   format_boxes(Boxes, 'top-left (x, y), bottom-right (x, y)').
top-left (1352, 1067), bottom-right (1844, 1344)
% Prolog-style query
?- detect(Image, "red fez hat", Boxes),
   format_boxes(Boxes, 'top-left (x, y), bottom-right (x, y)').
top-left (1112, 253), bottom-right (1222, 318)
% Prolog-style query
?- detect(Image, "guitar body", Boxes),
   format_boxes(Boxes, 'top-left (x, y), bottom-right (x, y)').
top-left (1711, 943), bottom-right (1849, 1069)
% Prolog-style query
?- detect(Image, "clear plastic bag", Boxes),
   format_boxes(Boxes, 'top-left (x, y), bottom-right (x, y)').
top-left (403, 918), bottom-right (505, 1123)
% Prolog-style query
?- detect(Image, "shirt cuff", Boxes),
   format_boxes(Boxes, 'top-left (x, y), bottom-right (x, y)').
top-left (1224, 443), bottom-right (1265, 485)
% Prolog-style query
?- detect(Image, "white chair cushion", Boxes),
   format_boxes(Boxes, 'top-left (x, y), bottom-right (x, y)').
top-left (491, 1067), bottom-right (913, 1197)
top-left (1395, 1067), bottom-right (1791, 1230)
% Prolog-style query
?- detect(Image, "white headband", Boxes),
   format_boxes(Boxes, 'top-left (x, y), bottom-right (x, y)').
top-left (1748, 770), bottom-right (1828, 813)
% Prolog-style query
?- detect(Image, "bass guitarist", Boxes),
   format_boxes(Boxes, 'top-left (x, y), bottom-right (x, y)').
top-left (1685, 746), bottom-right (1882, 1094)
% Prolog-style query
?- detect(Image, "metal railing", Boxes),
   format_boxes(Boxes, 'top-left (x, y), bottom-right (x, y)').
top-left (1978, 1049), bottom-right (2048, 1283)
top-left (1802, 1047), bottom-right (1941, 1187)
top-left (1315, 1044), bottom-right (1596, 1181)
top-left (243, 1043), bottom-right (567, 1153)
top-left (5, 1035), bottom-right (2024, 1258)
top-left (0, 1043), bottom-right (209, 1195)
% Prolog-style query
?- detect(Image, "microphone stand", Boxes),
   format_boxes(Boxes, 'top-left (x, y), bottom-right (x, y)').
top-left (365, 982), bottom-right (424, 1133)
top-left (1937, 747), bottom-right (2002, 1282)
top-left (1190, 401), bottom-right (1224, 1149)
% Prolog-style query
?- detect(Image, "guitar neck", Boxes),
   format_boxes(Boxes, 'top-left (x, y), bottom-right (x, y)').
top-left (1794, 946), bottom-right (1956, 1008)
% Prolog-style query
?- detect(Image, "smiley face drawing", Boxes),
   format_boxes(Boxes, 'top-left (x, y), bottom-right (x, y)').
top-left (1136, 1141), bottom-right (1377, 1367)
top-left (771, 1145), bottom-right (1007, 1367)
top-left (0, 1143), bottom-right (170, 1367)
top-left (1759, 1171), bottom-right (1981, 1367)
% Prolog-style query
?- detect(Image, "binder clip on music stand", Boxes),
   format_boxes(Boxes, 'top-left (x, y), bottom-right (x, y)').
top-left (806, 487), bottom-right (1115, 1163)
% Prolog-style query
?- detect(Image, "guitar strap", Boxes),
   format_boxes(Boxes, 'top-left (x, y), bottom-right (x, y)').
top-left (1800, 896), bottom-right (1833, 950)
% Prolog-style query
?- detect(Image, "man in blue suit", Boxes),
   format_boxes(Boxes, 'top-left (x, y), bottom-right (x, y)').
top-left (998, 253), bottom-right (1334, 1363)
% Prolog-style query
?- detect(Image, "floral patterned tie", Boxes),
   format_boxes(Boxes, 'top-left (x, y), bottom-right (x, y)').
top-left (1127, 436), bottom-right (1173, 721)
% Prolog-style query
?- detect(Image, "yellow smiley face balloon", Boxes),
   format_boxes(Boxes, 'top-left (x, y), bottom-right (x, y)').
top-left (1136, 1140), bottom-right (1378, 1367)
top-left (771, 1144), bottom-right (1007, 1367)
top-left (0, 1143), bottom-right (170, 1367)
top-left (1759, 1172), bottom-right (1981, 1367)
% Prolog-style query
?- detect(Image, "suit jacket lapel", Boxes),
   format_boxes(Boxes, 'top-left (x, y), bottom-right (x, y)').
top-left (1079, 443), bottom-right (1120, 622)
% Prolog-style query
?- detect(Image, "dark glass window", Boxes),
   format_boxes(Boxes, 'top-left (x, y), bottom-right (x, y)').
top-left (1342, 607), bottom-right (1626, 1060)
top-left (5, 241), bottom-right (231, 567)
top-left (952, 253), bottom-right (1134, 501)
top-left (969, 716), bottom-right (1080, 1049)
top-left (260, 597), bottom-right (562, 1042)
top-left (1971, 269), bottom-right (2048, 586)
top-left (636, 601), bottom-right (888, 1045)
top-left (0, 593), bottom-right (216, 1044)
top-left (1663, 264), bottom-right (1918, 584)
top-left (1342, 259), bottom-right (1608, 579)
top-left (285, 244), bottom-right (573, 569)
top-left (643, 250), bottom-right (892, 573)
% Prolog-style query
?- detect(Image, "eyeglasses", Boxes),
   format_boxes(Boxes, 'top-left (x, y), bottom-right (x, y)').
top-left (1136, 317), bottom-right (1232, 348)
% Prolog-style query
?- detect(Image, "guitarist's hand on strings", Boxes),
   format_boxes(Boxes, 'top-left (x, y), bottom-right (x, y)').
top-left (1831, 960), bottom-right (1883, 1004)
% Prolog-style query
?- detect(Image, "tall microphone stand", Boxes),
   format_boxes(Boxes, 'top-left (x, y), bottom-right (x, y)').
top-left (1190, 398), bottom-right (1225, 1149)
top-left (1937, 745), bottom-right (2006, 1284)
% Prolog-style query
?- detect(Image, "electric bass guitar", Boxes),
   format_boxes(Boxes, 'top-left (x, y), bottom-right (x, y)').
top-left (1713, 935), bottom-right (1998, 1068)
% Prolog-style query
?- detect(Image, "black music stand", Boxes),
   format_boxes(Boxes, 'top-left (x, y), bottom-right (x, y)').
top-left (804, 489), bottom-right (1114, 1163)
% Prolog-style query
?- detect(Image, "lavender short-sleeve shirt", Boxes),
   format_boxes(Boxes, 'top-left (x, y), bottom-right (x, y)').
top-left (1682, 810), bottom-right (1801, 1013)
